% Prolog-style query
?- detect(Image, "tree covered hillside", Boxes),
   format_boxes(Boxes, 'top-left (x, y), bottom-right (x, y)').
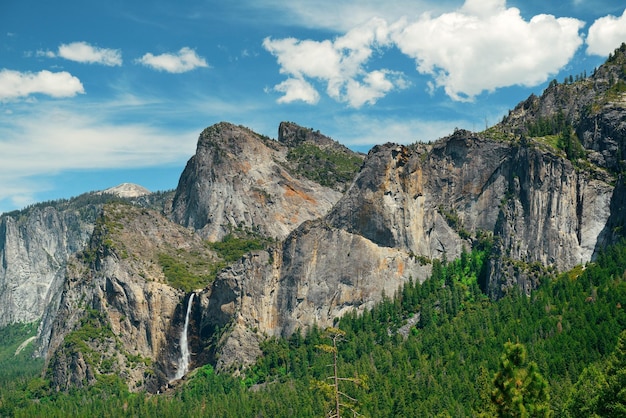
top-left (1, 238), bottom-right (625, 417)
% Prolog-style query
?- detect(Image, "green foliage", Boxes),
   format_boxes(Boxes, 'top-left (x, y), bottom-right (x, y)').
top-left (61, 309), bottom-right (116, 370)
top-left (439, 205), bottom-right (471, 239)
top-left (5, 241), bottom-right (626, 417)
top-left (526, 111), bottom-right (569, 138)
top-left (566, 362), bottom-right (607, 417)
top-left (207, 233), bottom-right (267, 263)
top-left (557, 127), bottom-right (585, 161)
top-left (0, 322), bottom-right (43, 386)
top-left (157, 252), bottom-right (216, 292)
top-left (286, 143), bottom-right (363, 189)
top-left (491, 341), bottom-right (551, 417)
top-left (524, 112), bottom-right (586, 162)
top-left (159, 232), bottom-right (271, 292)
top-left (601, 330), bottom-right (626, 416)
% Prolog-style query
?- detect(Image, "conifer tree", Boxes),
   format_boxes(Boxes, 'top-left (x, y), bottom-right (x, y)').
top-left (315, 327), bottom-right (364, 418)
top-left (491, 342), bottom-right (551, 417)
top-left (597, 330), bottom-right (626, 417)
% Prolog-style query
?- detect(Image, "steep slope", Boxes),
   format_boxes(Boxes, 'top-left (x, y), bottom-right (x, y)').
top-left (499, 42), bottom-right (626, 173)
top-left (197, 47), bottom-right (626, 369)
top-left (43, 203), bottom-right (216, 392)
top-left (201, 129), bottom-right (616, 369)
top-left (34, 44), bottom-right (626, 389)
top-left (0, 189), bottom-right (172, 331)
top-left (169, 122), bottom-right (360, 242)
top-left (0, 199), bottom-right (104, 328)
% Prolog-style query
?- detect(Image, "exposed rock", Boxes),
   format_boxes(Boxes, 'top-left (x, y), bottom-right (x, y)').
top-left (43, 203), bottom-right (215, 392)
top-left (100, 183), bottom-right (151, 198)
top-left (169, 122), bottom-right (349, 241)
top-left (0, 206), bottom-right (96, 328)
top-left (203, 129), bottom-right (616, 369)
top-left (500, 43), bottom-right (626, 173)
top-left (17, 45), bottom-right (626, 389)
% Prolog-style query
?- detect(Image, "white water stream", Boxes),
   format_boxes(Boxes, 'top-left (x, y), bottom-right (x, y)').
top-left (174, 293), bottom-right (194, 380)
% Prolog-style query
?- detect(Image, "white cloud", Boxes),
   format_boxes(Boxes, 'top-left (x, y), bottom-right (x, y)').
top-left (247, 0), bottom-right (454, 32)
top-left (136, 47), bottom-right (209, 73)
top-left (272, 78), bottom-right (320, 104)
top-left (0, 69), bottom-right (84, 101)
top-left (391, 0), bottom-right (584, 101)
top-left (264, 0), bottom-right (585, 104)
top-left (263, 17), bottom-right (408, 108)
top-left (0, 103), bottom-right (197, 208)
top-left (35, 49), bottom-right (56, 58)
top-left (586, 8), bottom-right (626, 56)
top-left (333, 114), bottom-right (472, 147)
top-left (57, 41), bottom-right (122, 66)
top-left (344, 70), bottom-right (408, 108)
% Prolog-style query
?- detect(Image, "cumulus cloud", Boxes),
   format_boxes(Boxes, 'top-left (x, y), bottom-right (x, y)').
top-left (263, 17), bottom-right (409, 108)
top-left (136, 47), bottom-right (209, 73)
top-left (272, 78), bottom-right (320, 104)
top-left (586, 8), bottom-right (626, 56)
top-left (57, 41), bottom-right (122, 66)
top-left (0, 69), bottom-right (84, 101)
top-left (264, 0), bottom-right (585, 104)
top-left (391, 0), bottom-right (584, 101)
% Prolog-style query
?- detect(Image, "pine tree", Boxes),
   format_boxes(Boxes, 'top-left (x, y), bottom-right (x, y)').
top-left (491, 342), bottom-right (551, 417)
top-left (597, 330), bottom-right (626, 417)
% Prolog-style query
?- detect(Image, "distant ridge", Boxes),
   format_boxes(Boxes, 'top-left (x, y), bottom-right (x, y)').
top-left (101, 183), bottom-right (151, 198)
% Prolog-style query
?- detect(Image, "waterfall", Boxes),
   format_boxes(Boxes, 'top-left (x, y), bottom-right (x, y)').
top-left (174, 293), bottom-right (194, 380)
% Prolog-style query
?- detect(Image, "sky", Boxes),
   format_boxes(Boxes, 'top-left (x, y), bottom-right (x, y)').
top-left (1, 0), bottom-right (626, 214)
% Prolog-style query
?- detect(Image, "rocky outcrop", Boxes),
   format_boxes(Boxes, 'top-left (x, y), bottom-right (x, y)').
top-left (43, 203), bottom-right (215, 392)
top-left (100, 183), bottom-right (151, 198)
top-left (169, 122), bottom-right (354, 242)
top-left (0, 206), bottom-right (96, 328)
top-left (202, 129), bottom-right (616, 369)
top-left (28, 46), bottom-right (626, 387)
top-left (501, 43), bottom-right (626, 173)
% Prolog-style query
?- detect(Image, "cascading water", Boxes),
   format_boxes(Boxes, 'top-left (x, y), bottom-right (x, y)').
top-left (174, 293), bottom-right (194, 380)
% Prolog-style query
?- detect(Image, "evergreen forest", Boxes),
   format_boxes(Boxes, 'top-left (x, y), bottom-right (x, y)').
top-left (1, 239), bottom-right (625, 417)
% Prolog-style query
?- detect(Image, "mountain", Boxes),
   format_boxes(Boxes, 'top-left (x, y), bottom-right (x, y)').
top-left (100, 183), bottom-right (151, 198)
top-left (42, 203), bottom-right (216, 392)
top-left (169, 122), bottom-right (362, 242)
top-left (195, 45), bottom-right (626, 370)
top-left (0, 189), bottom-right (172, 331)
top-left (4, 44), bottom-right (626, 394)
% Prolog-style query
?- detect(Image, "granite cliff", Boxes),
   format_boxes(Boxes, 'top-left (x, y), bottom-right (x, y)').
top-left (201, 130), bottom-right (615, 369)
top-left (199, 46), bottom-right (626, 369)
top-left (170, 122), bottom-right (362, 241)
top-left (43, 203), bottom-right (215, 392)
top-left (0, 189), bottom-right (171, 331)
top-left (0, 206), bottom-right (93, 328)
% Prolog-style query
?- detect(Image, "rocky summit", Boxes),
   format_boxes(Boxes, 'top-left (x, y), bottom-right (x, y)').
top-left (1, 44), bottom-right (625, 392)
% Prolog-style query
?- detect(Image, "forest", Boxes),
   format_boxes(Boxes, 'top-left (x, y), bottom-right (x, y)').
top-left (1, 238), bottom-right (625, 417)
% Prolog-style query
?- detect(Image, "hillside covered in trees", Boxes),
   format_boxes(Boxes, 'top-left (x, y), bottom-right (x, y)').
top-left (1, 238), bottom-right (625, 416)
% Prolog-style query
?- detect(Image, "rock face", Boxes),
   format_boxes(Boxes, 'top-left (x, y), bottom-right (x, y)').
top-left (202, 131), bottom-right (615, 369)
top-left (0, 185), bottom-right (164, 331)
top-left (43, 203), bottom-right (215, 392)
top-left (170, 122), bottom-right (357, 241)
top-left (101, 183), bottom-right (151, 198)
top-left (0, 206), bottom-right (97, 328)
top-left (501, 43), bottom-right (626, 174)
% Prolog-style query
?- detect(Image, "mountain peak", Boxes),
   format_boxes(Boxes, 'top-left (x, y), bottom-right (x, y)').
top-left (101, 183), bottom-right (151, 198)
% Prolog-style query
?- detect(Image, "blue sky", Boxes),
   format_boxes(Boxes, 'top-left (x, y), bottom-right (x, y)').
top-left (1, 0), bottom-right (626, 214)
